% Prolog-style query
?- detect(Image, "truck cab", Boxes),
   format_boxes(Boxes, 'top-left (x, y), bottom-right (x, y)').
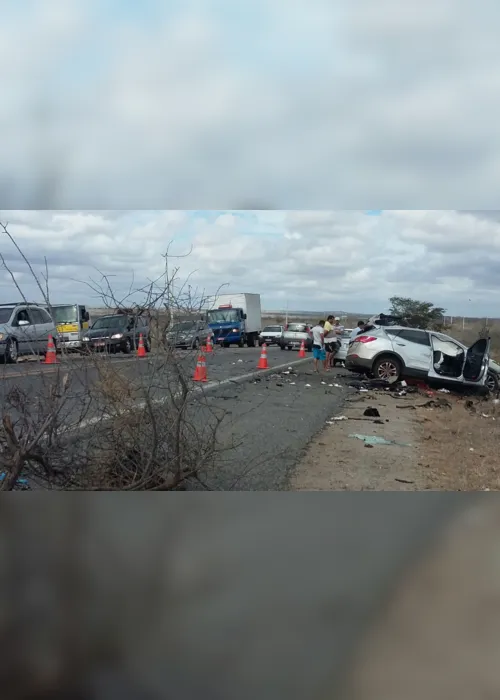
top-left (46, 304), bottom-right (90, 350)
top-left (207, 305), bottom-right (249, 347)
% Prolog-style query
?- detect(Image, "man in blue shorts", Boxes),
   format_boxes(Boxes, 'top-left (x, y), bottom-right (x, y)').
top-left (311, 320), bottom-right (326, 373)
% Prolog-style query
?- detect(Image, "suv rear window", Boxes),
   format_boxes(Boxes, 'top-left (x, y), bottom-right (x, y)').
top-left (287, 323), bottom-right (306, 332)
top-left (397, 329), bottom-right (430, 346)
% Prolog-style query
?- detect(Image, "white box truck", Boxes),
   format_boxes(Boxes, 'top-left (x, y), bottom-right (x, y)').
top-left (206, 293), bottom-right (262, 347)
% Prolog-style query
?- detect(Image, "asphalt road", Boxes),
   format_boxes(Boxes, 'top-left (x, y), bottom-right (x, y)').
top-left (0, 346), bottom-right (352, 490)
top-left (191, 362), bottom-right (348, 490)
top-left (0, 346), bottom-right (295, 428)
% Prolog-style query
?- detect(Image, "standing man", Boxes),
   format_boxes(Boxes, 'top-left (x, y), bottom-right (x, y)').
top-left (311, 319), bottom-right (326, 373)
top-left (350, 320), bottom-right (365, 342)
top-left (324, 315), bottom-right (336, 370)
top-left (334, 317), bottom-right (345, 336)
top-left (328, 317), bottom-right (344, 365)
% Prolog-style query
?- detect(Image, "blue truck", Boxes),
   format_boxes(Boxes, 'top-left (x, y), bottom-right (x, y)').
top-left (206, 293), bottom-right (262, 348)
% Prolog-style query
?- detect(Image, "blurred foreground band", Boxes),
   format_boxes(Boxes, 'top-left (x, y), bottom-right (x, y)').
top-left (1, 494), bottom-right (479, 698)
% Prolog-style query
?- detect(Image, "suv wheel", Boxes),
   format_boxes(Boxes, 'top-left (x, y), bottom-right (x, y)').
top-left (145, 336), bottom-right (152, 353)
top-left (5, 338), bottom-right (18, 364)
top-left (122, 338), bottom-right (132, 354)
top-left (486, 371), bottom-right (499, 392)
top-left (372, 355), bottom-right (401, 382)
top-left (192, 337), bottom-right (200, 350)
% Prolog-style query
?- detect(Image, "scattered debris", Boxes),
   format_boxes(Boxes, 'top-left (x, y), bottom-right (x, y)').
top-left (438, 388), bottom-right (451, 394)
top-left (418, 398), bottom-right (452, 410)
top-left (363, 407), bottom-right (380, 417)
top-left (395, 477), bottom-right (415, 484)
top-left (305, 384), bottom-right (311, 388)
top-left (333, 415), bottom-right (348, 421)
top-left (348, 434), bottom-right (412, 447)
top-left (396, 404), bottom-right (416, 409)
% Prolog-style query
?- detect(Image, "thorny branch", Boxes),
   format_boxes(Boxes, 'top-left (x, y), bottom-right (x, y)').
top-left (0, 222), bottom-right (233, 491)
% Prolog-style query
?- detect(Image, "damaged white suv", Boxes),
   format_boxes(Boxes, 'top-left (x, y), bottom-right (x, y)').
top-left (346, 326), bottom-right (500, 393)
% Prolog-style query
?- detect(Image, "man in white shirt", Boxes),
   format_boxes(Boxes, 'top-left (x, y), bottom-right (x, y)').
top-left (311, 320), bottom-right (326, 373)
top-left (334, 318), bottom-right (344, 335)
top-left (324, 315), bottom-right (336, 370)
top-left (350, 320), bottom-right (366, 342)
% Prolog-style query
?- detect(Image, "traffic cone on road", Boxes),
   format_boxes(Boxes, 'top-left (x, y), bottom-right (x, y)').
top-left (298, 340), bottom-right (306, 358)
top-left (205, 334), bottom-right (213, 354)
top-left (193, 352), bottom-right (208, 382)
top-left (257, 343), bottom-right (269, 370)
top-left (44, 334), bottom-right (58, 365)
top-left (137, 333), bottom-right (147, 358)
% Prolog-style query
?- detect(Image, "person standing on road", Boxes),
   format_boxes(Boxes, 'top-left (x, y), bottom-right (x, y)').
top-left (334, 317), bottom-right (344, 336)
top-left (350, 320), bottom-right (365, 342)
top-left (328, 317), bottom-right (344, 365)
top-left (312, 320), bottom-right (326, 373)
top-left (324, 315), bottom-right (336, 370)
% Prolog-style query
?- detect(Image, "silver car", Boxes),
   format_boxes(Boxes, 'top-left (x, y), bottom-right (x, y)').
top-left (0, 302), bottom-right (57, 363)
top-left (279, 323), bottom-right (313, 351)
top-left (331, 329), bottom-right (353, 366)
top-left (346, 325), bottom-right (498, 392)
top-left (166, 320), bottom-right (211, 350)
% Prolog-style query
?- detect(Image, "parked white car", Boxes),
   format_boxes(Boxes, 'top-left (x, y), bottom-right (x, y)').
top-left (258, 325), bottom-right (284, 346)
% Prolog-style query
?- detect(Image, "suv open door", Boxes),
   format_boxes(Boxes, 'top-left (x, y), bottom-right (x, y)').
top-left (428, 336), bottom-right (491, 387)
top-left (462, 337), bottom-right (491, 385)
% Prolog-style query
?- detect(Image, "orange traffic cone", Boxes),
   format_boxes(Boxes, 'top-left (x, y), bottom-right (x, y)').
top-left (44, 334), bottom-right (58, 364)
top-left (298, 340), bottom-right (306, 358)
top-left (137, 333), bottom-right (147, 358)
top-left (193, 352), bottom-right (208, 382)
top-left (205, 333), bottom-right (213, 354)
top-left (257, 343), bottom-right (269, 370)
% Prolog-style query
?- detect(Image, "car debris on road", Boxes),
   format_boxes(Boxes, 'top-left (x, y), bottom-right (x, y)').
top-left (349, 434), bottom-right (412, 447)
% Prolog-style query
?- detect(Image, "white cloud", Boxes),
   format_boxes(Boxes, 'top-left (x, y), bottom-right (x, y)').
top-left (1, 1), bottom-right (500, 207)
top-left (0, 209), bottom-right (499, 317)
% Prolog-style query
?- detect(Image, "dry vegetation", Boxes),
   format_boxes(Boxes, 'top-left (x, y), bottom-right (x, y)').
top-left (0, 223), bottom-right (233, 491)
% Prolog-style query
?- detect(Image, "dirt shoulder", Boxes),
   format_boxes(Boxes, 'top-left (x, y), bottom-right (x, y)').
top-left (292, 384), bottom-right (500, 491)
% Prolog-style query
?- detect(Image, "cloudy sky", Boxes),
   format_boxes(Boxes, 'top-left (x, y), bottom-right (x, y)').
top-left (0, 210), bottom-right (498, 317)
top-left (2, 0), bottom-right (500, 208)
